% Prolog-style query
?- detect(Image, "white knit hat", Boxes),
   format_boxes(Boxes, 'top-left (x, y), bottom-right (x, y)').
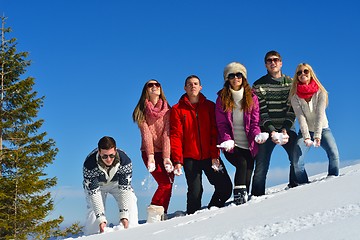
top-left (223, 62), bottom-right (247, 81)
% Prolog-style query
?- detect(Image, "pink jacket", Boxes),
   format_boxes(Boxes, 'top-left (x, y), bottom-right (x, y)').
top-left (215, 92), bottom-right (261, 157)
top-left (139, 99), bottom-right (171, 159)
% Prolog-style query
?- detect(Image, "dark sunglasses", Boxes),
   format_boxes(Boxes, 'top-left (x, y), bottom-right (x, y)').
top-left (147, 82), bottom-right (161, 88)
top-left (101, 154), bottom-right (116, 160)
top-left (266, 58), bottom-right (280, 64)
top-left (227, 72), bottom-right (243, 80)
top-left (296, 69), bottom-right (310, 76)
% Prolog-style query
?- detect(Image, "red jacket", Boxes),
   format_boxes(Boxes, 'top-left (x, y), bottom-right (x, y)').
top-left (170, 93), bottom-right (219, 164)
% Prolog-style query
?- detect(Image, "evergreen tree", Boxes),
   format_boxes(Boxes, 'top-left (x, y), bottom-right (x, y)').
top-left (0, 17), bottom-right (81, 239)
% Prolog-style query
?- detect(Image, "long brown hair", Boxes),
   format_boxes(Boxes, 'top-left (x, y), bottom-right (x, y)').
top-left (132, 79), bottom-right (169, 125)
top-left (219, 77), bottom-right (254, 112)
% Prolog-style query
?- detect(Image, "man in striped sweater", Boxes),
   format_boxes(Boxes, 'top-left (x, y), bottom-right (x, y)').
top-left (251, 51), bottom-right (298, 197)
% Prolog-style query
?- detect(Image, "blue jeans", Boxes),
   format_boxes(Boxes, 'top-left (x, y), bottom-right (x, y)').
top-left (293, 128), bottom-right (339, 183)
top-left (251, 130), bottom-right (298, 196)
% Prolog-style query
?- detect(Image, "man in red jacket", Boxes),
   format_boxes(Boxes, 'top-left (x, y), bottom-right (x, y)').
top-left (170, 75), bottom-right (232, 214)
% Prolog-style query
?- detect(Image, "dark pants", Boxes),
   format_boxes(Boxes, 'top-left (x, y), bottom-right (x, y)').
top-left (251, 130), bottom-right (298, 196)
top-left (224, 147), bottom-right (254, 192)
top-left (183, 158), bottom-right (232, 214)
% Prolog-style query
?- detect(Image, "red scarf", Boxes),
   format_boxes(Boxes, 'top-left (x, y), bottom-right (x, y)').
top-left (296, 78), bottom-right (319, 99)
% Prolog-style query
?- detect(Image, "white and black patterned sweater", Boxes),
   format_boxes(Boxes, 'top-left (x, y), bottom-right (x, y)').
top-left (83, 148), bottom-right (133, 225)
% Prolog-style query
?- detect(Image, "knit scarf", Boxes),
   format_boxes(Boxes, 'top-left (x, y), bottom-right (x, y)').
top-left (145, 98), bottom-right (169, 122)
top-left (296, 78), bottom-right (319, 100)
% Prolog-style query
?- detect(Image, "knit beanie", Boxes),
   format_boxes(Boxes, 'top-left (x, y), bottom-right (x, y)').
top-left (223, 62), bottom-right (247, 81)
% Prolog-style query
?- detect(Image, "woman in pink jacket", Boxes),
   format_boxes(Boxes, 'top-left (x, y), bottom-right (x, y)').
top-left (133, 79), bottom-right (174, 222)
top-left (216, 62), bottom-right (267, 205)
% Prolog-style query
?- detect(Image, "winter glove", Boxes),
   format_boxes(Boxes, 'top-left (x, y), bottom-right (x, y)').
top-left (163, 158), bottom-right (174, 173)
top-left (147, 154), bottom-right (156, 172)
top-left (217, 140), bottom-right (235, 152)
top-left (255, 132), bottom-right (269, 143)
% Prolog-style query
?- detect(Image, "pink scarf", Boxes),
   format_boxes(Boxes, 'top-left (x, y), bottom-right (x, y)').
top-left (296, 79), bottom-right (319, 100)
top-left (145, 98), bottom-right (169, 122)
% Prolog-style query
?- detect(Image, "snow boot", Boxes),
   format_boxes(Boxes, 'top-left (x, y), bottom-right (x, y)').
top-left (146, 204), bottom-right (164, 223)
top-left (234, 185), bottom-right (248, 205)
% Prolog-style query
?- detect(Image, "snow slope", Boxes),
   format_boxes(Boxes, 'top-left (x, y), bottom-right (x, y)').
top-left (67, 163), bottom-right (360, 240)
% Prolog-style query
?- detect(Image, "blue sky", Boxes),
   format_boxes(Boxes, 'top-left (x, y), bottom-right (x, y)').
top-left (2, 0), bottom-right (359, 226)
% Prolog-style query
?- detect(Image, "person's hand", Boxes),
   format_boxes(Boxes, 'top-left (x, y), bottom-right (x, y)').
top-left (120, 218), bottom-right (129, 229)
top-left (314, 138), bottom-right (321, 147)
top-left (211, 158), bottom-right (224, 172)
top-left (99, 222), bottom-right (106, 233)
top-left (164, 158), bottom-right (174, 173)
top-left (147, 154), bottom-right (156, 172)
top-left (217, 140), bottom-right (235, 152)
top-left (255, 132), bottom-right (269, 144)
top-left (304, 138), bottom-right (313, 147)
top-left (271, 131), bottom-right (281, 144)
top-left (281, 133), bottom-right (289, 145)
top-left (173, 163), bottom-right (183, 176)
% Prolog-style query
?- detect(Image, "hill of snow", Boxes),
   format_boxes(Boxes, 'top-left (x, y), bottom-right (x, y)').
top-left (67, 163), bottom-right (360, 240)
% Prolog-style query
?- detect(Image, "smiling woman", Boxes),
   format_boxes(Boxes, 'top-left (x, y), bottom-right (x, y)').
top-left (289, 63), bottom-right (339, 185)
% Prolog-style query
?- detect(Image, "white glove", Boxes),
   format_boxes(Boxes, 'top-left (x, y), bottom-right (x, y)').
top-left (255, 132), bottom-right (269, 143)
top-left (217, 140), bottom-right (235, 152)
top-left (163, 158), bottom-right (174, 173)
top-left (147, 155), bottom-right (156, 172)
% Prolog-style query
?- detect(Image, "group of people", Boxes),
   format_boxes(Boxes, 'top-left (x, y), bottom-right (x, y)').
top-left (82, 50), bottom-right (340, 235)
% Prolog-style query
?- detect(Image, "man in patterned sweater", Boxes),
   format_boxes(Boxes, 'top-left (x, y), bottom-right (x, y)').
top-left (83, 136), bottom-right (138, 235)
top-left (251, 51), bottom-right (298, 197)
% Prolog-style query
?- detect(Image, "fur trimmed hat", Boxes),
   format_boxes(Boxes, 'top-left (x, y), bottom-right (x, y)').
top-left (223, 62), bottom-right (247, 81)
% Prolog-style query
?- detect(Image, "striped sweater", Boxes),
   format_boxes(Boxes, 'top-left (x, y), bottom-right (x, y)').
top-left (252, 74), bottom-right (295, 133)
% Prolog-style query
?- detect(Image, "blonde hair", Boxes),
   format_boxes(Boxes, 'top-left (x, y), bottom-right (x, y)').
top-left (132, 79), bottom-right (169, 125)
top-left (289, 63), bottom-right (328, 106)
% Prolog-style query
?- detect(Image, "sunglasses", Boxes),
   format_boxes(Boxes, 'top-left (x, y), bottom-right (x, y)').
top-left (227, 72), bottom-right (243, 80)
top-left (147, 82), bottom-right (161, 88)
top-left (296, 69), bottom-right (310, 76)
top-left (100, 154), bottom-right (116, 160)
top-left (266, 58), bottom-right (280, 64)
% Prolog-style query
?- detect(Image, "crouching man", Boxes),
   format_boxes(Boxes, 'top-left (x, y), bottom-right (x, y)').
top-left (83, 136), bottom-right (138, 235)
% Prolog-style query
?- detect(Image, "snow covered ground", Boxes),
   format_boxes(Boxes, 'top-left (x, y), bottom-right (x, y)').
top-left (67, 163), bottom-right (360, 240)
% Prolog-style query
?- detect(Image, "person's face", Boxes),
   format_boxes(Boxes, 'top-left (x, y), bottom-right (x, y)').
top-left (184, 77), bottom-right (202, 97)
top-left (265, 55), bottom-right (282, 74)
top-left (146, 81), bottom-right (161, 97)
top-left (227, 72), bottom-right (243, 91)
top-left (296, 66), bottom-right (311, 84)
top-left (98, 147), bottom-right (117, 166)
